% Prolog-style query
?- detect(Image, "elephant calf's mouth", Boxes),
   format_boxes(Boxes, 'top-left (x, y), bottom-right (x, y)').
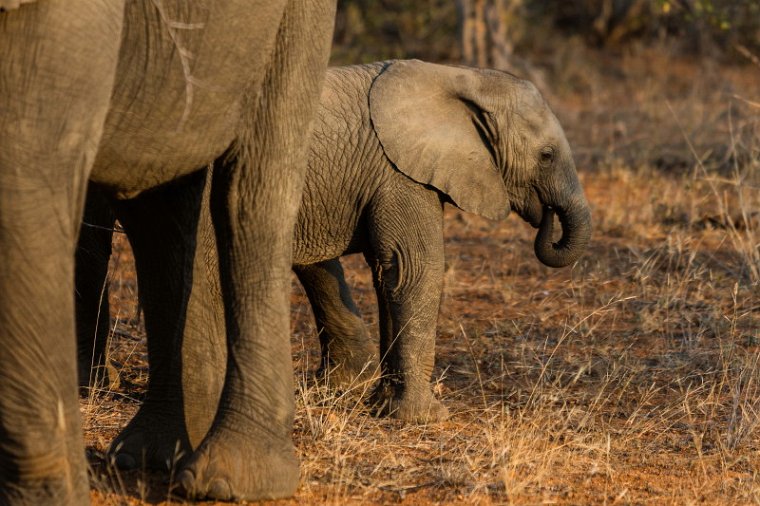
top-left (516, 189), bottom-right (543, 228)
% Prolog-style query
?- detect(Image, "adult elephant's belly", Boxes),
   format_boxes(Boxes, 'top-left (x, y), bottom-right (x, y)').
top-left (89, 0), bottom-right (285, 198)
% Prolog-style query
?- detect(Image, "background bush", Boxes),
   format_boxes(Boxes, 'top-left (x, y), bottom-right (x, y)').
top-left (331, 0), bottom-right (760, 66)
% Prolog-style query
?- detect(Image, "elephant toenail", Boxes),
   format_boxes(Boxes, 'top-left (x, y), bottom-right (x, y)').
top-left (113, 453), bottom-right (137, 470)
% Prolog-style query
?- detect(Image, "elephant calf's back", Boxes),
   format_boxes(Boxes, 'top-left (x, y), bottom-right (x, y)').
top-left (292, 63), bottom-right (391, 265)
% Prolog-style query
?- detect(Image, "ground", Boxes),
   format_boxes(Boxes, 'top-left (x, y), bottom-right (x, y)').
top-left (81, 46), bottom-right (759, 505)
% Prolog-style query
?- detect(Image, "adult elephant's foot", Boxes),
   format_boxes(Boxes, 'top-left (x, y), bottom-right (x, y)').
top-left (108, 405), bottom-right (190, 471)
top-left (0, 456), bottom-right (90, 506)
top-left (1, 476), bottom-right (90, 506)
top-left (371, 382), bottom-right (449, 424)
top-left (177, 428), bottom-right (299, 501)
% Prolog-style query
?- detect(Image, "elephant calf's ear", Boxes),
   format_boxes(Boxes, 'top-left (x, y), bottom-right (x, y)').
top-left (369, 60), bottom-right (510, 221)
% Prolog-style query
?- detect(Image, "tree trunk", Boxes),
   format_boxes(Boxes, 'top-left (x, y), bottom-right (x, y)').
top-left (457, 0), bottom-right (520, 71)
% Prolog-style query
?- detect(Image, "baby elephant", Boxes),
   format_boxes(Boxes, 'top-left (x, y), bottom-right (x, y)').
top-left (78, 60), bottom-right (591, 425)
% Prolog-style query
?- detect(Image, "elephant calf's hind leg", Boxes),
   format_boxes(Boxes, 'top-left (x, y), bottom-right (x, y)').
top-left (295, 259), bottom-right (378, 392)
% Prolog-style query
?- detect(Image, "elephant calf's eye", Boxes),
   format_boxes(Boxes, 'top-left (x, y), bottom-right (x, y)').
top-left (540, 148), bottom-right (555, 165)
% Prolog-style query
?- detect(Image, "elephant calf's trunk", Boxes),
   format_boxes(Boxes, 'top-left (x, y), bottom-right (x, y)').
top-left (534, 204), bottom-right (591, 268)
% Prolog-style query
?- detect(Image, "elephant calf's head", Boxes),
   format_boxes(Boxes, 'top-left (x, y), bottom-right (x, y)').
top-left (369, 59), bottom-right (591, 268)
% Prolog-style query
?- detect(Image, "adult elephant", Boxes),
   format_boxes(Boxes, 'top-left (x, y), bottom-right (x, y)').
top-left (0, 1), bottom-right (335, 503)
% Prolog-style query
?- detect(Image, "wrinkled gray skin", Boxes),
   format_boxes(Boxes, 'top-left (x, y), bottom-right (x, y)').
top-left (298, 61), bottom-right (591, 421)
top-left (0, 1), bottom-right (335, 503)
top-left (78, 61), bottom-right (591, 434)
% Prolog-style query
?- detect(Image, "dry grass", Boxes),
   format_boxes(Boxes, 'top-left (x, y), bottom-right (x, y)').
top-left (82, 45), bottom-right (759, 504)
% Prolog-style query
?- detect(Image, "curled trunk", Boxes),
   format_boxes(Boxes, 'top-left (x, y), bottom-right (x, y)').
top-left (533, 202), bottom-right (591, 268)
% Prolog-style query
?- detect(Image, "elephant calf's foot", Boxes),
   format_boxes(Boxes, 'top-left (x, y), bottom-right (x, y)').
top-left (371, 382), bottom-right (449, 424)
top-left (177, 428), bottom-right (299, 501)
top-left (318, 347), bottom-right (379, 394)
top-left (108, 408), bottom-right (190, 471)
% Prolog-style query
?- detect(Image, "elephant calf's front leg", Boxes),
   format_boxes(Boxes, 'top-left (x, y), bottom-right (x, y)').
top-left (366, 193), bottom-right (449, 424)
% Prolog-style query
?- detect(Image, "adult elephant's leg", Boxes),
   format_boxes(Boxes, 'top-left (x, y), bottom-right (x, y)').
top-left (75, 183), bottom-right (116, 389)
top-left (107, 170), bottom-right (211, 471)
top-left (294, 260), bottom-right (378, 390)
top-left (366, 187), bottom-right (449, 424)
top-left (180, 169), bottom-right (227, 451)
top-left (177, 1), bottom-right (337, 501)
top-left (0, 2), bottom-right (123, 503)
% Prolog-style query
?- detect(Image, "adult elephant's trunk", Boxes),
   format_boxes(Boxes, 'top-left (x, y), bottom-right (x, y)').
top-left (533, 200), bottom-right (592, 268)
